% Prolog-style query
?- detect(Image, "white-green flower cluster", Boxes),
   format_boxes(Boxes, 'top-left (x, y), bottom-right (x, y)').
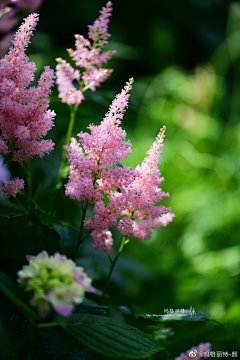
top-left (17, 251), bottom-right (95, 318)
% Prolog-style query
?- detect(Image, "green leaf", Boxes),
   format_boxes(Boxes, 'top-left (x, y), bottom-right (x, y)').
top-left (230, 269), bottom-right (240, 276)
top-left (27, 214), bottom-right (61, 254)
top-left (0, 215), bottom-right (60, 267)
top-left (74, 299), bottom-right (108, 316)
top-left (61, 314), bottom-right (163, 359)
top-left (0, 270), bottom-right (38, 323)
top-left (26, 198), bottom-right (78, 231)
top-left (0, 293), bottom-right (38, 354)
top-left (0, 207), bottom-right (26, 218)
top-left (154, 310), bottom-right (224, 327)
top-left (0, 319), bottom-right (19, 360)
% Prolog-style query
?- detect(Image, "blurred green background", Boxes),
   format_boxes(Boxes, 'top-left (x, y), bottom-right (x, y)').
top-left (5, 0), bottom-right (240, 356)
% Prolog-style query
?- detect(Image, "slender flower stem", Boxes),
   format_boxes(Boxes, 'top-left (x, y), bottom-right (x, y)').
top-left (107, 253), bottom-right (113, 264)
top-left (56, 103), bottom-right (78, 188)
top-left (73, 200), bottom-right (89, 260)
top-left (51, 104), bottom-right (79, 214)
top-left (65, 103), bottom-right (78, 154)
top-left (102, 236), bottom-right (130, 301)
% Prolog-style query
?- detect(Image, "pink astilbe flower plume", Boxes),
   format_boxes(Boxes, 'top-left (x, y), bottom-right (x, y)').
top-left (65, 79), bottom-right (175, 252)
top-left (65, 78), bottom-right (133, 204)
top-left (127, 126), bottom-right (176, 242)
top-left (1, 176), bottom-right (24, 198)
top-left (0, 13), bottom-right (55, 198)
top-left (56, 1), bottom-right (117, 105)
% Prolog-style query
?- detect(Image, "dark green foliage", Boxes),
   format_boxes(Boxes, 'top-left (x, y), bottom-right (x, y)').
top-left (0, 271), bottom-right (38, 323)
top-left (59, 314), bottom-right (164, 359)
top-left (0, 319), bottom-right (19, 360)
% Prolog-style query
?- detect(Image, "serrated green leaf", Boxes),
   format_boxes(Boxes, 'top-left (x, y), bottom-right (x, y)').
top-left (74, 299), bottom-right (108, 316)
top-left (0, 207), bottom-right (26, 218)
top-left (62, 314), bottom-right (163, 359)
top-left (0, 270), bottom-right (38, 323)
top-left (0, 319), bottom-right (19, 360)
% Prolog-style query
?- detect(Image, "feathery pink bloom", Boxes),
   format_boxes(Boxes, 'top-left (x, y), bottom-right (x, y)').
top-left (65, 80), bottom-right (175, 252)
top-left (91, 229), bottom-right (113, 253)
top-left (56, 1), bottom-right (117, 105)
top-left (65, 79), bottom-right (133, 206)
top-left (1, 176), bottom-right (24, 197)
top-left (78, 79), bottom-right (133, 167)
top-left (88, 1), bottom-right (113, 47)
top-left (84, 126), bottom-right (175, 245)
top-left (0, 13), bottom-right (55, 163)
top-left (55, 58), bottom-right (84, 105)
top-left (175, 342), bottom-right (212, 360)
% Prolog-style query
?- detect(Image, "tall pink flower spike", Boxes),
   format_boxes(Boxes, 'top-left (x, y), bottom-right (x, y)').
top-left (65, 79), bottom-right (175, 252)
top-left (56, 1), bottom-right (117, 105)
top-left (0, 13), bottom-right (55, 197)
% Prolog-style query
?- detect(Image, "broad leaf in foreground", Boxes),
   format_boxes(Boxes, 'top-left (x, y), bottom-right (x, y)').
top-left (61, 314), bottom-right (163, 359)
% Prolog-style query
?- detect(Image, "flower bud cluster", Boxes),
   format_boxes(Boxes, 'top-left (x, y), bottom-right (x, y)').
top-left (17, 251), bottom-right (95, 318)
top-left (56, 1), bottom-right (117, 105)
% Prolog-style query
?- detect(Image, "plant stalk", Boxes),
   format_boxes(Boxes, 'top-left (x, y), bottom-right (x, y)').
top-left (56, 103), bottom-right (78, 188)
top-left (73, 201), bottom-right (89, 260)
top-left (102, 236), bottom-right (129, 300)
top-left (51, 104), bottom-right (78, 215)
